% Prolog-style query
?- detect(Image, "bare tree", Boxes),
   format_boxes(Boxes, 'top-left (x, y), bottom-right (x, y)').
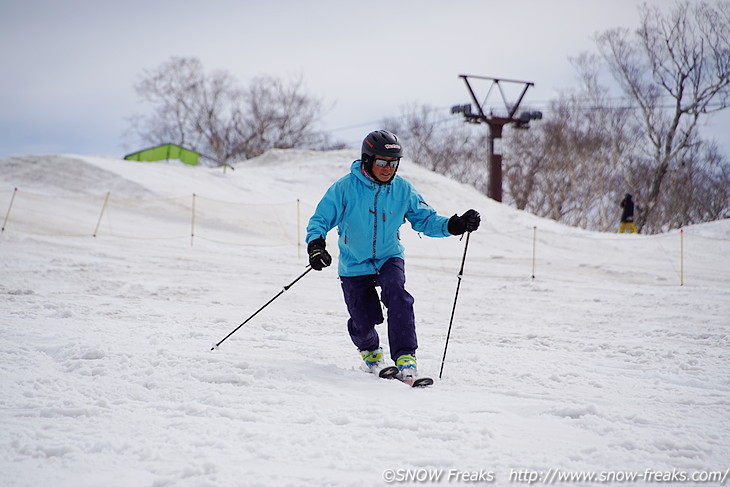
top-left (503, 126), bottom-right (546, 212)
top-left (596, 0), bottom-right (730, 231)
top-left (501, 3), bottom-right (729, 233)
top-left (128, 57), bottom-right (329, 165)
top-left (384, 104), bottom-right (489, 193)
top-left (505, 100), bottom-right (616, 229)
top-left (503, 52), bottom-right (641, 231)
top-left (657, 141), bottom-right (730, 228)
top-left (129, 57), bottom-right (238, 163)
top-left (236, 74), bottom-right (330, 159)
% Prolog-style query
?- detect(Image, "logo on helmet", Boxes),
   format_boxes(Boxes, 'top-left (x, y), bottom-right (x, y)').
top-left (384, 144), bottom-right (401, 150)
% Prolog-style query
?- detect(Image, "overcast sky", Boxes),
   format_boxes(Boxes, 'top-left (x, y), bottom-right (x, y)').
top-left (1, 0), bottom-right (728, 159)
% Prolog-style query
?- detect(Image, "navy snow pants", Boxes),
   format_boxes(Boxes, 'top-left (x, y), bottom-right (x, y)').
top-left (340, 258), bottom-right (417, 362)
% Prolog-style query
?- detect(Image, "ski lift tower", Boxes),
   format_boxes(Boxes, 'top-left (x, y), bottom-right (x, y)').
top-left (451, 74), bottom-right (542, 202)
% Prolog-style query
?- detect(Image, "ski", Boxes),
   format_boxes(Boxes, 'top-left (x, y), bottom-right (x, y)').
top-left (376, 365), bottom-right (399, 379)
top-left (366, 365), bottom-right (433, 387)
top-left (398, 376), bottom-right (434, 388)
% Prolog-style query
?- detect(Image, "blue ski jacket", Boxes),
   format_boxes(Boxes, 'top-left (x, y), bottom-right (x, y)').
top-left (306, 160), bottom-right (452, 277)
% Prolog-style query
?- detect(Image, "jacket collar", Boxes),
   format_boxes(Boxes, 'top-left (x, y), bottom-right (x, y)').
top-left (351, 159), bottom-right (395, 187)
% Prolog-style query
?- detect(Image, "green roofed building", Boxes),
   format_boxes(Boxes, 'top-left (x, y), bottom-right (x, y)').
top-left (124, 143), bottom-right (200, 166)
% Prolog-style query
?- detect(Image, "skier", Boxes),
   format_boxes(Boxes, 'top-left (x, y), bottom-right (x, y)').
top-left (305, 130), bottom-right (481, 382)
top-left (619, 193), bottom-right (637, 233)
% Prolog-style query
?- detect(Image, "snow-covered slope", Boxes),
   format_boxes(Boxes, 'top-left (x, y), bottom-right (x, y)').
top-left (1, 151), bottom-right (729, 486)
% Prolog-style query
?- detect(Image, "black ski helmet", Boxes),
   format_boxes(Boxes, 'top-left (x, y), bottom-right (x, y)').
top-left (361, 130), bottom-right (403, 164)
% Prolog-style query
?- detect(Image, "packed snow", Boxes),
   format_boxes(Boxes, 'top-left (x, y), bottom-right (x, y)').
top-left (1, 150), bottom-right (729, 487)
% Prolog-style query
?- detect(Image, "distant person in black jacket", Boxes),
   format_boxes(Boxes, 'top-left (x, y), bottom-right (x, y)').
top-left (619, 193), bottom-right (637, 233)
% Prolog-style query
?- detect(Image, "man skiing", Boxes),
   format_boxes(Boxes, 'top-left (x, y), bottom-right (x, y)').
top-left (305, 130), bottom-right (480, 382)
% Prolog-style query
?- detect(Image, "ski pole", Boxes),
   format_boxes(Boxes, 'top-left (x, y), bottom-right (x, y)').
top-left (439, 232), bottom-right (471, 379)
top-left (211, 266), bottom-right (313, 351)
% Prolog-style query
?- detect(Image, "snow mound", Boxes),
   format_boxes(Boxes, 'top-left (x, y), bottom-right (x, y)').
top-left (0, 155), bottom-right (156, 197)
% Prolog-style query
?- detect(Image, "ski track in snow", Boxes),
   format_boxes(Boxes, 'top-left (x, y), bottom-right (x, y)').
top-left (1, 151), bottom-right (729, 486)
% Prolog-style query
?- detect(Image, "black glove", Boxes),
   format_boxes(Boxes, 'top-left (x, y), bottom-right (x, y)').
top-left (307, 237), bottom-right (332, 271)
top-left (448, 209), bottom-right (481, 235)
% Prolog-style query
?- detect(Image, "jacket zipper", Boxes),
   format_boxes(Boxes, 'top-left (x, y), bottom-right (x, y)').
top-left (371, 185), bottom-right (381, 273)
